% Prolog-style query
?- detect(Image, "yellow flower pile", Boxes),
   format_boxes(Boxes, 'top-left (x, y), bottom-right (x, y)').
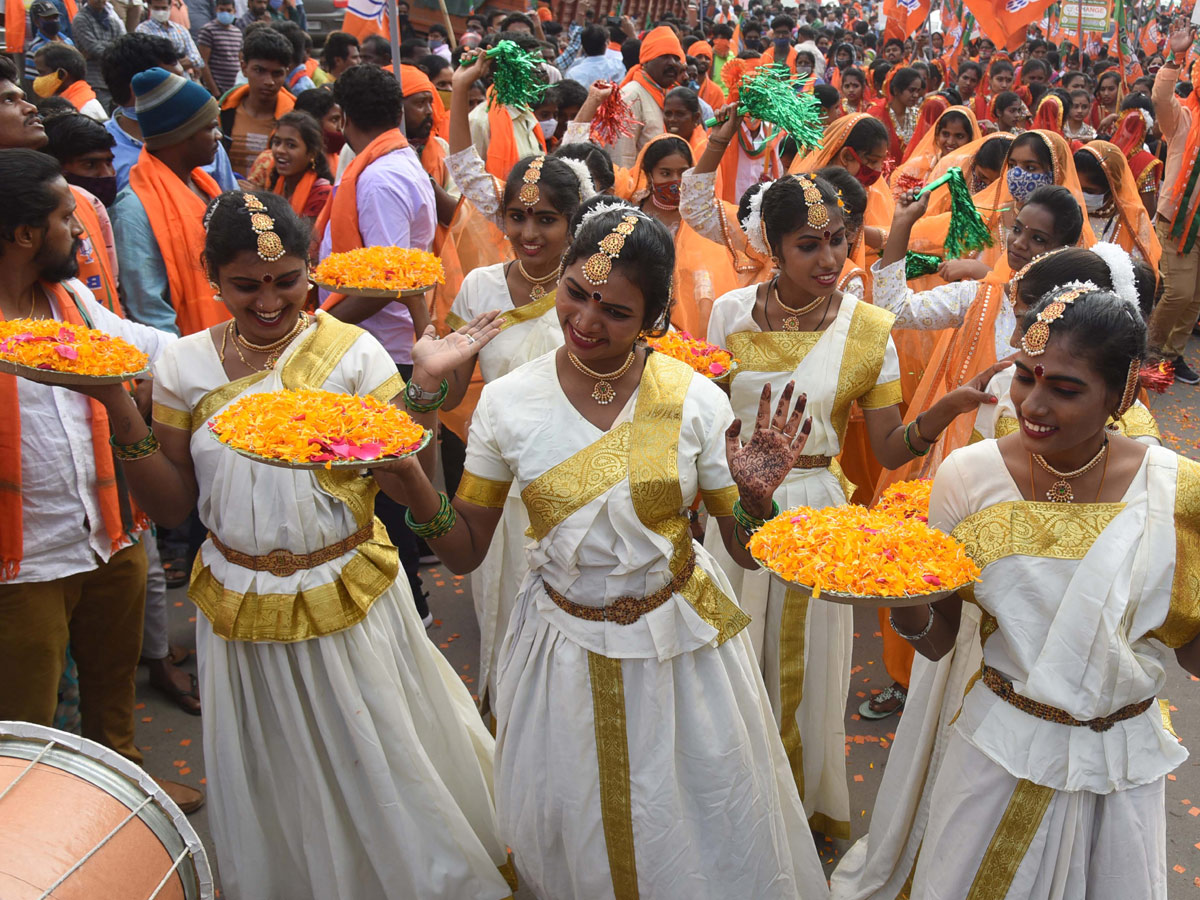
top-left (209, 389), bottom-right (426, 466)
top-left (873, 479), bottom-right (932, 522)
top-left (313, 247), bottom-right (445, 292)
top-left (748, 503), bottom-right (979, 599)
top-left (0, 319), bottom-right (148, 376)
top-left (644, 331), bottom-right (735, 377)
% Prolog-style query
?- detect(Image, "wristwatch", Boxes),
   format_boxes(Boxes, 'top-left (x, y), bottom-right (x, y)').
top-left (405, 379), bottom-right (443, 405)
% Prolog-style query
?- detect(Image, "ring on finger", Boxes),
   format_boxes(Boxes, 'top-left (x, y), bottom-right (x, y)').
top-left (466, 334), bottom-right (476, 344)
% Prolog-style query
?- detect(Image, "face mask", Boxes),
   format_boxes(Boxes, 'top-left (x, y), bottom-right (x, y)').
top-left (650, 179), bottom-right (681, 208)
top-left (32, 70), bottom-right (64, 99)
top-left (323, 128), bottom-right (346, 155)
top-left (538, 118), bottom-right (557, 140)
top-left (268, 0), bottom-right (283, 10)
top-left (216, 10), bottom-right (235, 24)
top-left (437, 88), bottom-right (452, 109)
top-left (713, 38), bottom-right (730, 56)
top-left (847, 147), bottom-right (882, 187)
top-left (429, 38), bottom-right (444, 49)
top-left (1082, 190), bottom-right (1109, 214)
top-left (38, 17), bottom-right (59, 36)
top-left (150, 8), bottom-right (171, 22)
top-left (774, 37), bottom-right (791, 55)
top-left (1006, 165), bottom-right (1052, 203)
top-left (66, 172), bottom-right (118, 208)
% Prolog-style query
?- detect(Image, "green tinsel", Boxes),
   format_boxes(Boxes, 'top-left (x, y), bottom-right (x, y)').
top-left (905, 251), bottom-right (942, 279)
top-left (917, 166), bottom-right (993, 260)
top-left (734, 64), bottom-right (824, 153)
top-left (485, 40), bottom-right (547, 111)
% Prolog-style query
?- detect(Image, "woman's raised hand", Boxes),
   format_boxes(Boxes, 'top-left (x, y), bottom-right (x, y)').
top-left (725, 381), bottom-right (812, 517)
top-left (453, 48), bottom-right (491, 90)
top-left (711, 102), bottom-right (743, 142)
top-left (410, 310), bottom-right (503, 381)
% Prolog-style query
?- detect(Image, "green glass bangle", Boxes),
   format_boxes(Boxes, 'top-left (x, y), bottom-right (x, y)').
top-left (732, 498), bottom-right (779, 534)
top-left (903, 420), bottom-right (929, 457)
top-left (110, 431), bottom-right (160, 461)
top-left (404, 378), bottom-right (449, 413)
top-left (405, 491), bottom-right (457, 540)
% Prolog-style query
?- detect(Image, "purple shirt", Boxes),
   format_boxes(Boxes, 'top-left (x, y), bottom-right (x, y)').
top-left (320, 146), bottom-right (436, 365)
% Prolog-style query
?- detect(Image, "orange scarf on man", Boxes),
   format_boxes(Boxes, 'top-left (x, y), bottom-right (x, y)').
top-left (759, 43), bottom-right (798, 73)
top-left (485, 89), bottom-right (546, 181)
top-left (0, 282), bottom-right (132, 580)
top-left (70, 186), bottom-right (120, 314)
top-left (220, 84), bottom-right (296, 118)
top-left (61, 79), bottom-right (97, 112)
top-left (620, 26), bottom-right (685, 110)
top-left (316, 129), bottom-right (409, 310)
top-left (688, 41), bottom-right (727, 108)
top-left (128, 148), bottom-right (226, 335)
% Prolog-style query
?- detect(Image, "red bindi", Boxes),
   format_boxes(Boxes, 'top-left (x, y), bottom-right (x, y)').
top-left (261, 273), bottom-right (273, 283)
top-left (1034, 364), bottom-right (1044, 377)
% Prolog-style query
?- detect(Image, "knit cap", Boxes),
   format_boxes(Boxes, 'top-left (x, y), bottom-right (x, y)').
top-left (132, 67), bottom-right (220, 150)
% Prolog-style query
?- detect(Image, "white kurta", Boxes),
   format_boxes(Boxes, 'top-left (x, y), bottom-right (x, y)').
top-left (448, 262), bottom-right (563, 713)
top-left (152, 314), bottom-right (514, 900)
top-left (703, 287), bottom-right (902, 838)
top-left (460, 351), bottom-right (830, 900)
top-left (833, 440), bottom-right (1197, 900)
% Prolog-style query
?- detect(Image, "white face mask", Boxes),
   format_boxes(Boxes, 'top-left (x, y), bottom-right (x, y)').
top-left (1082, 190), bottom-right (1108, 213)
top-left (150, 8), bottom-right (171, 22)
top-left (538, 118), bottom-right (557, 140)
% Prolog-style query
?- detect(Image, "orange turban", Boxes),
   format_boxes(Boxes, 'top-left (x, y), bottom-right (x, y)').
top-left (536, 5), bottom-right (552, 21)
top-left (640, 26), bottom-right (685, 65)
top-left (398, 64), bottom-right (435, 97)
top-left (688, 40), bottom-right (713, 59)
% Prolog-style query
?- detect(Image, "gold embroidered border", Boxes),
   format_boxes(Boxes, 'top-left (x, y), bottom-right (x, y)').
top-left (521, 422), bottom-right (631, 540)
top-left (700, 484), bottom-right (739, 517)
top-left (192, 371), bottom-right (269, 433)
top-left (447, 290), bottom-right (557, 335)
top-left (1160, 698), bottom-right (1180, 740)
top-left (189, 520), bottom-right (399, 642)
top-left (968, 427), bottom-right (986, 445)
top-left (995, 416), bottom-right (1018, 438)
top-left (950, 501), bottom-right (1124, 571)
top-left (445, 311), bottom-right (468, 332)
top-left (588, 652), bottom-right (639, 900)
top-left (725, 330), bottom-right (822, 373)
top-left (367, 372), bottom-right (406, 403)
top-left (779, 586), bottom-right (810, 802)
top-left (831, 301), bottom-right (897, 443)
top-left (152, 402), bottom-right (192, 431)
top-left (1119, 405), bottom-right (1161, 441)
top-left (859, 378), bottom-right (903, 410)
top-left (1152, 456), bottom-right (1200, 648)
top-left (457, 471), bottom-right (513, 509)
top-left (498, 857), bottom-right (519, 892)
top-left (280, 314), bottom-right (363, 390)
top-left (964, 779), bottom-right (1054, 900)
top-left (315, 469), bottom-right (379, 529)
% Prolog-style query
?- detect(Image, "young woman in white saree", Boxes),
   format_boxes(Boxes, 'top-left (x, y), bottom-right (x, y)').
top-left (69, 190), bottom-right (518, 900)
top-left (845, 280), bottom-right (1200, 899)
top-left (385, 203), bottom-right (832, 899)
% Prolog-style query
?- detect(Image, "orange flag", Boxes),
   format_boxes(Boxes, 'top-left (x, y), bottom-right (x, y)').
top-left (963, 0), bottom-right (1055, 52)
top-left (340, 0), bottom-right (388, 40)
top-left (883, 0), bottom-right (931, 44)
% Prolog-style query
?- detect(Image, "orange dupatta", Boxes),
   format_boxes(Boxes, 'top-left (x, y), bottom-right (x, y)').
top-left (0, 282), bottom-right (134, 580)
top-left (484, 91), bottom-right (546, 181)
top-left (71, 186), bottom-right (120, 315)
top-left (275, 169), bottom-right (318, 216)
top-left (127, 148), bottom-right (226, 336)
top-left (890, 104), bottom-right (980, 191)
top-left (61, 80), bottom-right (98, 112)
top-left (1080, 140), bottom-right (1161, 270)
top-left (717, 123), bottom-right (783, 205)
top-left (316, 128), bottom-right (410, 311)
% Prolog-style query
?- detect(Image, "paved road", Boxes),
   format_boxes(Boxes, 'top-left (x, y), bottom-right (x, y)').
top-left (136, 341), bottom-right (1200, 896)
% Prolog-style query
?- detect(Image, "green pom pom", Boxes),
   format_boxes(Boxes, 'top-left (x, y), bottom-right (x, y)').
top-left (905, 251), bottom-right (942, 279)
top-left (485, 40), bottom-right (548, 111)
top-left (735, 65), bottom-right (824, 153)
top-left (941, 166), bottom-right (993, 259)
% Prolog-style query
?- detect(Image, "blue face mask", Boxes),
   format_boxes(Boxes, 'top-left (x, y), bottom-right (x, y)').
top-left (1006, 165), bottom-right (1052, 204)
top-left (268, 0), bottom-right (283, 10)
top-left (216, 10), bottom-right (234, 23)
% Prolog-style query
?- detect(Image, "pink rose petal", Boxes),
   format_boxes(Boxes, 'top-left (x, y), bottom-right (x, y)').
top-left (52, 344), bottom-right (78, 360)
top-left (923, 574), bottom-right (942, 587)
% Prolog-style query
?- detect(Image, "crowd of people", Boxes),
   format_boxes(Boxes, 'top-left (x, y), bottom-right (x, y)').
top-left (3, 0), bottom-right (1200, 896)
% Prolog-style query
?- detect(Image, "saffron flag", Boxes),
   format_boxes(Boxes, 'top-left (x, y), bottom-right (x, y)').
top-left (963, 0), bottom-right (1056, 52)
top-left (883, 0), bottom-right (931, 44)
top-left (341, 0), bottom-right (388, 40)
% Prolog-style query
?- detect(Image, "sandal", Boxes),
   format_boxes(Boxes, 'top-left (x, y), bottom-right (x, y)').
top-left (161, 557), bottom-right (189, 589)
top-left (148, 665), bottom-right (202, 717)
top-left (859, 683), bottom-right (906, 720)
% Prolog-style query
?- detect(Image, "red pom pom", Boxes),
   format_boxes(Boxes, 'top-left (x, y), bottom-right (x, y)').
top-left (589, 89), bottom-right (639, 146)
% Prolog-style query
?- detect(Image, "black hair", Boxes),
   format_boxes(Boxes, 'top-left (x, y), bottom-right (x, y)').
top-left (1072, 146), bottom-right (1105, 187)
top-left (270, 20), bottom-right (308, 67)
top-left (203, 190), bottom-right (310, 275)
top-left (889, 66), bottom-right (923, 97)
top-left (1023, 184), bottom-right (1084, 246)
top-left (640, 136), bottom-right (692, 175)
top-left (553, 79), bottom-right (589, 113)
top-left (989, 59), bottom-right (1014, 77)
top-left (294, 87), bottom-right (338, 123)
top-left (0, 149), bottom-right (64, 257)
top-left (399, 37), bottom-right (429, 59)
top-left (842, 115), bottom-right (889, 156)
top-left (502, 154), bottom-right (588, 220)
top-left (736, 181), bottom-right (767, 229)
top-left (1010, 131), bottom-right (1053, 171)
top-left (816, 165), bottom-right (867, 237)
top-left (36, 96), bottom-right (76, 119)
top-left (272, 111), bottom-right (333, 182)
top-left (100, 33), bottom-right (179, 107)
top-left (428, 22), bottom-right (449, 38)
top-left (320, 31), bottom-right (359, 71)
top-left (937, 110), bottom-right (973, 138)
top-left (712, 23), bottom-right (733, 39)
top-left (41, 112), bottom-right (115, 164)
top-left (1131, 259), bottom-right (1156, 319)
top-left (0, 55), bottom-right (16, 85)
top-left (1021, 58), bottom-right (1049, 79)
top-left (1022, 286), bottom-right (1147, 397)
top-left (581, 24), bottom-right (607, 56)
top-left (883, 37), bottom-right (905, 51)
top-left (1069, 88), bottom-right (1092, 106)
top-left (840, 66), bottom-right (865, 86)
top-left (814, 83), bottom-right (841, 110)
top-left (243, 28), bottom-right (294, 68)
top-left (333, 64), bottom-right (402, 132)
top-left (361, 34), bottom-right (391, 59)
top-left (1120, 92), bottom-right (1152, 115)
top-left (1015, 247), bottom-right (1112, 310)
top-left (1096, 69), bottom-right (1121, 90)
top-left (500, 12), bottom-right (534, 31)
top-left (36, 43), bottom-right (86, 80)
top-left (1061, 69), bottom-right (1086, 89)
top-left (665, 86), bottom-right (701, 117)
top-left (771, 14), bottom-right (794, 31)
top-left (958, 60), bottom-right (982, 80)
top-left (761, 174), bottom-right (843, 256)
top-left (870, 61), bottom-right (891, 91)
top-left (621, 39), bottom-right (642, 71)
top-left (554, 141), bottom-right (615, 193)
top-left (563, 202), bottom-right (675, 335)
top-left (993, 90), bottom-right (1022, 117)
top-left (418, 53), bottom-right (451, 79)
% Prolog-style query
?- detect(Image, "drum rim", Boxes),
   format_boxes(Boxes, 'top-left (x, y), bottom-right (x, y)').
top-left (0, 722), bottom-right (213, 900)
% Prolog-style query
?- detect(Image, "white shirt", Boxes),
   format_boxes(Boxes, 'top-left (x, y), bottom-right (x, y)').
top-left (468, 102), bottom-right (544, 162)
top-left (13, 280), bottom-right (175, 583)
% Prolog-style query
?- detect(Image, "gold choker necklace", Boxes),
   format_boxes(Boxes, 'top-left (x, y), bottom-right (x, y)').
top-left (517, 259), bottom-right (559, 302)
top-left (1032, 438), bottom-right (1108, 503)
top-left (568, 349), bottom-right (636, 404)
top-left (773, 280), bottom-right (826, 331)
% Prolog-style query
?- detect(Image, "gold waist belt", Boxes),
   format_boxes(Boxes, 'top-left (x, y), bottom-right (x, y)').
top-left (208, 524), bottom-right (374, 577)
top-left (793, 454), bottom-right (832, 470)
top-left (981, 665), bottom-right (1154, 733)
top-left (543, 554), bottom-right (696, 625)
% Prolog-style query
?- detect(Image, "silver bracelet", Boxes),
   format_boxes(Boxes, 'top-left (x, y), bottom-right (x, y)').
top-left (890, 606), bottom-right (935, 642)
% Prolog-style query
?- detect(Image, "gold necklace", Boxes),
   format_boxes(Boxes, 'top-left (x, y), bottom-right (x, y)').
top-left (773, 280), bottom-right (826, 332)
top-left (1032, 438), bottom-right (1108, 503)
top-left (567, 349), bottom-right (636, 405)
top-left (516, 259), bottom-right (559, 302)
top-left (232, 313), bottom-right (309, 369)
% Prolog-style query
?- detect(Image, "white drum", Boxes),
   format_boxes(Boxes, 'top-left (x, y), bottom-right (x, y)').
top-left (0, 721), bottom-right (214, 900)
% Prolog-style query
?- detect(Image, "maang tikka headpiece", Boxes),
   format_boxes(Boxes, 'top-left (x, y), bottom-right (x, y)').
top-left (519, 155), bottom-right (546, 208)
top-left (582, 213), bottom-right (639, 286)
top-left (244, 193), bottom-right (285, 263)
